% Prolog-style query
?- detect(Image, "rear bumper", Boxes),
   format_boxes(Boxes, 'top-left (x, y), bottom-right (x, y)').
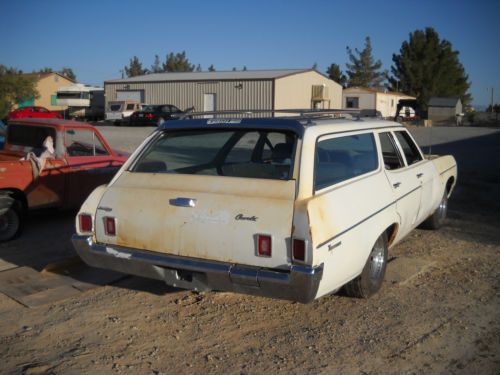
top-left (72, 235), bottom-right (323, 303)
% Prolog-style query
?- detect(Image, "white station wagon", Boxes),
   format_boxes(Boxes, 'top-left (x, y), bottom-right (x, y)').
top-left (72, 113), bottom-right (457, 303)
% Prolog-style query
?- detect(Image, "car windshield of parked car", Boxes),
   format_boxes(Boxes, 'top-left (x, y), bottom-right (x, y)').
top-left (131, 129), bottom-right (297, 180)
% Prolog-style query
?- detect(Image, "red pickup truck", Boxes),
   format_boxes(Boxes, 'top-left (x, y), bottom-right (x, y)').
top-left (0, 119), bottom-right (128, 241)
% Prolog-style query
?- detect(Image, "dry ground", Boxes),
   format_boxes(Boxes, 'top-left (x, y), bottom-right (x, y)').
top-left (0, 125), bottom-right (499, 374)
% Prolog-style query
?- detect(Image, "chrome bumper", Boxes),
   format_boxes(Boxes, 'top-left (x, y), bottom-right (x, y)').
top-left (72, 235), bottom-right (323, 303)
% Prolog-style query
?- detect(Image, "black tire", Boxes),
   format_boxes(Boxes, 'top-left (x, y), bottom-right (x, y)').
top-left (345, 233), bottom-right (388, 298)
top-left (0, 202), bottom-right (23, 242)
top-left (419, 191), bottom-right (448, 230)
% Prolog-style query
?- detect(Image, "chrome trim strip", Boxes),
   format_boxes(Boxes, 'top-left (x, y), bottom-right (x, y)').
top-left (439, 164), bottom-right (457, 175)
top-left (316, 185), bottom-right (421, 249)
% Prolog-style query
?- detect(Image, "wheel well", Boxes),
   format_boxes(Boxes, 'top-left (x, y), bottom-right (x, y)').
top-left (385, 223), bottom-right (399, 247)
top-left (446, 177), bottom-right (455, 195)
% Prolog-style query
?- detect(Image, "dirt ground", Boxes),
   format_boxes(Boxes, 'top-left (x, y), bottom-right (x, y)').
top-left (0, 125), bottom-right (499, 375)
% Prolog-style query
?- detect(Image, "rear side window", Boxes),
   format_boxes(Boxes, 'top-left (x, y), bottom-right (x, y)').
top-left (379, 132), bottom-right (404, 170)
top-left (7, 125), bottom-right (56, 149)
top-left (394, 131), bottom-right (423, 165)
top-left (315, 133), bottom-right (378, 191)
top-left (126, 104), bottom-right (135, 110)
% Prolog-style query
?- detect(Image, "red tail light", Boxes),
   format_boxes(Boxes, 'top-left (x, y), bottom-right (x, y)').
top-left (145, 113), bottom-right (154, 119)
top-left (257, 234), bottom-right (272, 257)
top-left (292, 238), bottom-right (306, 262)
top-left (104, 216), bottom-right (116, 236)
top-left (79, 214), bottom-right (92, 233)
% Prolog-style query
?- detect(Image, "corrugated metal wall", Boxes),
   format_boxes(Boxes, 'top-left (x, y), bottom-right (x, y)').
top-left (105, 80), bottom-right (273, 115)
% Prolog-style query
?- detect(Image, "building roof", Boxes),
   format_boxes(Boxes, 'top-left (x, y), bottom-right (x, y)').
top-left (428, 97), bottom-right (461, 107)
top-left (105, 69), bottom-right (314, 84)
top-left (21, 72), bottom-right (76, 83)
top-left (343, 86), bottom-right (415, 98)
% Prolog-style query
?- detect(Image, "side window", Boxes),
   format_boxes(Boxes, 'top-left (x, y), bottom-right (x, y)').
top-left (261, 132), bottom-right (288, 161)
top-left (379, 132), bottom-right (404, 170)
top-left (65, 129), bottom-right (109, 157)
top-left (315, 133), bottom-right (378, 191)
top-left (394, 131), bottom-right (423, 165)
top-left (345, 97), bottom-right (359, 108)
top-left (225, 132), bottom-right (259, 163)
top-left (126, 103), bottom-right (135, 110)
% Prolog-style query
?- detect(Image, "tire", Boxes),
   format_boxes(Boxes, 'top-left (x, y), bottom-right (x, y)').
top-left (345, 233), bottom-right (388, 298)
top-left (419, 191), bottom-right (448, 230)
top-left (0, 203), bottom-right (23, 242)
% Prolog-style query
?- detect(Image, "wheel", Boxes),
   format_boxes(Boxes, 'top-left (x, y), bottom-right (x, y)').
top-left (419, 191), bottom-right (448, 230)
top-left (0, 203), bottom-right (23, 242)
top-left (345, 233), bottom-right (388, 298)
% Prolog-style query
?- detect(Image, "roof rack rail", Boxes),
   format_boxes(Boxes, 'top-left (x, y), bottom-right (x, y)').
top-left (179, 108), bottom-right (381, 120)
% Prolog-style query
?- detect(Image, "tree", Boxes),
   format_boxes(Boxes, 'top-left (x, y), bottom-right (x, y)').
top-left (162, 51), bottom-right (195, 72)
top-left (243, 66), bottom-right (247, 71)
top-left (124, 56), bottom-right (147, 77)
top-left (345, 36), bottom-right (386, 88)
top-left (0, 65), bottom-right (39, 119)
top-left (150, 55), bottom-right (162, 73)
top-left (390, 27), bottom-right (471, 110)
top-left (312, 62), bottom-right (318, 70)
top-left (208, 64), bottom-right (216, 72)
top-left (326, 63), bottom-right (347, 87)
top-left (195, 64), bottom-right (202, 72)
top-left (60, 67), bottom-right (76, 81)
top-left (37, 67), bottom-right (53, 73)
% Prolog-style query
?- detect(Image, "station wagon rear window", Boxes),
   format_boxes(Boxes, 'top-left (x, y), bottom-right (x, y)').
top-left (315, 133), bottom-right (378, 191)
top-left (109, 104), bottom-right (122, 111)
top-left (131, 129), bottom-right (296, 180)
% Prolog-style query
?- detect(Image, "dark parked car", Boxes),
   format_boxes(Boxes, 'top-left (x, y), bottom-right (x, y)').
top-left (128, 105), bottom-right (185, 126)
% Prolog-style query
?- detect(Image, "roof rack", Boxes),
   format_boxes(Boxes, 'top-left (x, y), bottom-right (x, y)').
top-left (179, 108), bottom-right (381, 120)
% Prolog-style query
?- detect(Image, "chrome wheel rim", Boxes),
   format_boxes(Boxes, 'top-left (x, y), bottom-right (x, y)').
top-left (437, 194), bottom-right (448, 222)
top-left (369, 239), bottom-right (386, 281)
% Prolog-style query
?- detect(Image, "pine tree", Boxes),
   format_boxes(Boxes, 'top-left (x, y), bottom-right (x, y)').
top-left (196, 64), bottom-right (202, 72)
top-left (208, 64), bottom-right (216, 72)
top-left (326, 63), bottom-right (346, 87)
top-left (60, 67), bottom-right (76, 81)
top-left (151, 55), bottom-right (162, 73)
top-left (124, 56), bottom-right (147, 77)
top-left (345, 37), bottom-right (386, 88)
top-left (162, 51), bottom-right (195, 72)
top-left (243, 66), bottom-right (247, 71)
top-left (391, 27), bottom-right (471, 110)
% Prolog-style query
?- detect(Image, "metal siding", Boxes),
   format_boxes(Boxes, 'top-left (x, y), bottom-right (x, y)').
top-left (105, 80), bottom-right (273, 116)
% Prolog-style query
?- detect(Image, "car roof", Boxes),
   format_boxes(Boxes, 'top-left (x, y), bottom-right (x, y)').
top-left (159, 117), bottom-right (404, 138)
top-left (8, 118), bottom-right (95, 130)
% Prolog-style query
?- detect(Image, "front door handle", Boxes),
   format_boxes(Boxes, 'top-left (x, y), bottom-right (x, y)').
top-left (416, 173), bottom-right (424, 178)
top-left (393, 182), bottom-right (401, 188)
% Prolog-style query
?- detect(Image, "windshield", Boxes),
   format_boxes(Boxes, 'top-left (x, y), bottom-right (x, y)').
top-left (131, 129), bottom-right (296, 180)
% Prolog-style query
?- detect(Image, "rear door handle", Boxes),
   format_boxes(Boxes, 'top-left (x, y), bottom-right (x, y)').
top-left (393, 182), bottom-right (401, 188)
top-left (416, 173), bottom-right (423, 178)
top-left (169, 197), bottom-right (197, 207)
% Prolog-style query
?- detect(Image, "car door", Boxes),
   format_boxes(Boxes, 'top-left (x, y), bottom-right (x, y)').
top-left (393, 130), bottom-right (436, 224)
top-left (378, 131), bottom-right (421, 240)
top-left (64, 127), bottom-right (122, 208)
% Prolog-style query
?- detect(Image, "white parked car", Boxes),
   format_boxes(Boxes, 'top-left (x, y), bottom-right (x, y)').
top-left (72, 113), bottom-right (457, 303)
top-left (105, 100), bottom-right (142, 124)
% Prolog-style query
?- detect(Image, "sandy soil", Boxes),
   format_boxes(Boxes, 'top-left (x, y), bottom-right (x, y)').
top-left (0, 126), bottom-right (499, 374)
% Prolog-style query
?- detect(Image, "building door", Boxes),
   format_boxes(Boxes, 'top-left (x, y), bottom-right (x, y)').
top-left (116, 90), bottom-right (145, 103)
top-left (204, 93), bottom-right (216, 118)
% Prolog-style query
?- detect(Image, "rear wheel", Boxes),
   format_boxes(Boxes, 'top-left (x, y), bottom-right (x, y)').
top-left (420, 191), bottom-right (448, 230)
top-left (0, 203), bottom-right (23, 242)
top-left (345, 233), bottom-right (388, 298)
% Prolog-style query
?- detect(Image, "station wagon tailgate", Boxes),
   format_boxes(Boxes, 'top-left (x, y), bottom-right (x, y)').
top-left (94, 172), bottom-right (296, 269)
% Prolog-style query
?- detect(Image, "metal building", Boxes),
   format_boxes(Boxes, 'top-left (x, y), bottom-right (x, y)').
top-left (428, 97), bottom-right (463, 125)
top-left (104, 69), bottom-right (342, 114)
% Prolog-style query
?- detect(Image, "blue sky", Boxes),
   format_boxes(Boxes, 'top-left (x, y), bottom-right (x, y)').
top-left (0, 0), bottom-right (498, 106)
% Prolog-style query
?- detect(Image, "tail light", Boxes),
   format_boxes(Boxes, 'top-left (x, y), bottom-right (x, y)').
top-left (145, 113), bottom-right (154, 119)
top-left (103, 216), bottom-right (116, 236)
top-left (292, 238), bottom-right (306, 262)
top-left (78, 214), bottom-right (93, 233)
top-left (257, 234), bottom-right (272, 257)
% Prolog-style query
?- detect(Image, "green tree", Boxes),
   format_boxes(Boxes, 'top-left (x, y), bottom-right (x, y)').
top-left (162, 51), bottom-right (195, 72)
top-left (151, 55), bottom-right (162, 73)
top-left (60, 67), bottom-right (76, 81)
top-left (0, 65), bottom-right (39, 119)
top-left (208, 64), bottom-right (216, 72)
top-left (37, 67), bottom-right (53, 73)
top-left (312, 62), bottom-right (318, 70)
top-left (346, 36), bottom-right (386, 87)
top-left (390, 27), bottom-right (471, 110)
top-left (243, 66), bottom-right (247, 71)
top-left (124, 56), bottom-right (147, 77)
top-left (326, 63), bottom-right (347, 87)
top-left (195, 64), bottom-right (202, 72)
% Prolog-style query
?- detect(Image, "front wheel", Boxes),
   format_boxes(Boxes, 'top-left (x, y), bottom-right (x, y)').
top-left (345, 233), bottom-right (388, 298)
top-left (420, 191), bottom-right (448, 230)
top-left (0, 204), bottom-right (23, 242)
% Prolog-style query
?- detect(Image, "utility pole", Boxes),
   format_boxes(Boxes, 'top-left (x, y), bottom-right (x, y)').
top-left (490, 87), bottom-right (495, 113)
